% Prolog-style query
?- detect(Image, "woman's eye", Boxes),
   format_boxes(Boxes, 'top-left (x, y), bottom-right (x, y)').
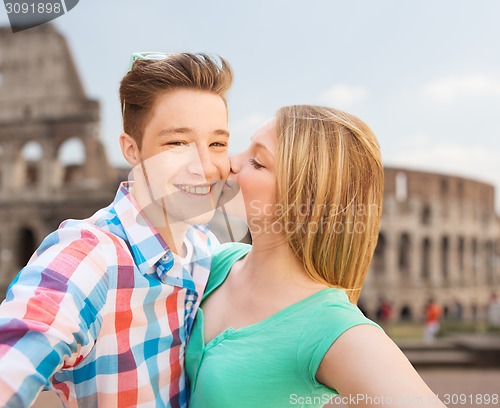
top-left (249, 158), bottom-right (265, 170)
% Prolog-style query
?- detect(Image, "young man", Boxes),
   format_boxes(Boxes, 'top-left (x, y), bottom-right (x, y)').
top-left (0, 52), bottom-right (233, 407)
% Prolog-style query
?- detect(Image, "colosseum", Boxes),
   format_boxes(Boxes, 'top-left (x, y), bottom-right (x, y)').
top-left (0, 24), bottom-right (119, 298)
top-left (362, 167), bottom-right (500, 322)
top-left (1, 24), bottom-right (499, 322)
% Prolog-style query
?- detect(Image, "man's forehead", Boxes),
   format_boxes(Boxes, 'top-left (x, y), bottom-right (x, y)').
top-left (139, 88), bottom-right (228, 144)
top-left (157, 127), bottom-right (230, 137)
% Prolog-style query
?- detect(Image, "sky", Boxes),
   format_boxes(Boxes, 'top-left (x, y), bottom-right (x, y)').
top-left (2, 0), bottom-right (500, 209)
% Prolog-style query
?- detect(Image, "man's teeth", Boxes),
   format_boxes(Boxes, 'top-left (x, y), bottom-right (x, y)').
top-left (178, 185), bottom-right (211, 195)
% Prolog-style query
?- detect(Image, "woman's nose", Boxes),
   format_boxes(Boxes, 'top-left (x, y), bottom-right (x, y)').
top-left (229, 154), bottom-right (242, 174)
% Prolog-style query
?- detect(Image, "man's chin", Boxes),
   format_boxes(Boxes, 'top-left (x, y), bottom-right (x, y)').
top-left (179, 209), bottom-right (216, 226)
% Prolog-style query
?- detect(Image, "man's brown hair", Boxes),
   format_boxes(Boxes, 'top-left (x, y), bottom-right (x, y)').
top-left (120, 53), bottom-right (233, 148)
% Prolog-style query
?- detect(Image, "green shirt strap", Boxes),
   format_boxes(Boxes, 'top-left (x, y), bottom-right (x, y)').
top-left (204, 242), bottom-right (251, 299)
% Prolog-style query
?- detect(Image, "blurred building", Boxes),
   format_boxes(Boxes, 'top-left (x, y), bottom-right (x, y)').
top-left (0, 24), bottom-right (119, 298)
top-left (362, 168), bottom-right (500, 322)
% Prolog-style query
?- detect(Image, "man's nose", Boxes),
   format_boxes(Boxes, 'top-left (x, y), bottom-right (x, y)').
top-left (187, 145), bottom-right (218, 180)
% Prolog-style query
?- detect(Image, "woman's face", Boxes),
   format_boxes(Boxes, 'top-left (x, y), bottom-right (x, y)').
top-left (229, 119), bottom-right (278, 232)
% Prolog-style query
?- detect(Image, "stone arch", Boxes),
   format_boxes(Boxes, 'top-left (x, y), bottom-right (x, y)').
top-left (372, 233), bottom-right (386, 274)
top-left (470, 303), bottom-right (479, 321)
top-left (421, 204), bottom-right (432, 225)
top-left (496, 239), bottom-right (500, 285)
top-left (440, 178), bottom-right (449, 195)
top-left (0, 229), bottom-right (14, 290)
top-left (458, 236), bottom-right (465, 285)
top-left (14, 140), bottom-right (44, 190)
top-left (399, 304), bottom-right (413, 321)
top-left (398, 233), bottom-right (411, 275)
top-left (471, 238), bottom-right (478, 282)
top-left (457, 180), bottom-right (464, 197)
top-left (441, 236), bottom-right (449, 282)
top-left (16, 226), bottom-right (36, 270)
top-left (24, 105), bottom-right (33, 119)
top-left (421, 237), bottom-right (431, 281)
top-left (0, 143), bottom-right (4, 190)
top-left (485, 240), bottom-right (494, 285)
top-left (57, 137), bottom-right (87, 185)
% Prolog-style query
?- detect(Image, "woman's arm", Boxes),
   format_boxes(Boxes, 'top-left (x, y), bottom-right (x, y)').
top-left (316, 325), bottom-right (447, 408)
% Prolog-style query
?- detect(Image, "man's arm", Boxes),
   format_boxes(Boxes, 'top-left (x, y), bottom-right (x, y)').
top-left (0, 227), bottom-right (108, 407)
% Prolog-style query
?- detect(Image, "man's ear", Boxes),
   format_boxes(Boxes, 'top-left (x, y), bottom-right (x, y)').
top-left (120, 133), bottom-right (141, 166)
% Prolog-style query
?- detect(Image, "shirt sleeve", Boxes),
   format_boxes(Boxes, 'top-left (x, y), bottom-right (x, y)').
top-left (0, 226), bottom-right (109, 408)
top-left (296, 297), bottom-right (382, 391)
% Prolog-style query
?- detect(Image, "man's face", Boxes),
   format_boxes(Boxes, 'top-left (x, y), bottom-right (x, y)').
top-left (125, 89), bottom-right (230, 226)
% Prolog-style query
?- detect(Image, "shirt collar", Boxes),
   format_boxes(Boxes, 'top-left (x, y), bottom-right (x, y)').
top-left (112, 181), bottom-right (172, 276)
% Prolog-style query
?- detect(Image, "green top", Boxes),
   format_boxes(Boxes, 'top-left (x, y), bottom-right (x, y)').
top-left (186, 243), bottom-right (381, 408)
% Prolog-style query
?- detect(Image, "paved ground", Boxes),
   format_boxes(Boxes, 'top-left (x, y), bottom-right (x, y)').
top-left (32, 391), bottom-right (62, 408)
top-left (419, 368), bottom-right (500, 407)
top-left (33, 368), bottom-right (500, 407)
top-left (322, 368), bottom-right (500, 408)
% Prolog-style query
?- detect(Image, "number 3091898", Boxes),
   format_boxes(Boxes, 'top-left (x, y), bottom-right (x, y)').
top-left (5, 3), bottom-right (62, 14)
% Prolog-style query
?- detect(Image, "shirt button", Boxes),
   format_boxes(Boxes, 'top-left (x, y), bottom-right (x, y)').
top-left (161, 254), bottom-right (170, 261)
top-left (186, 301), bottom-right (194, 309)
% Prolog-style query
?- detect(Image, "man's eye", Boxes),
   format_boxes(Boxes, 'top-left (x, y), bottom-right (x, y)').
top-left (249, 158), bottom-right (265, 170)
top-left (211, 142), bottom-right (227, 147)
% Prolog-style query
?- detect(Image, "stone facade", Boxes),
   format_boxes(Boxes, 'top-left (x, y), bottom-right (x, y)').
top-left (361, 167), bottom-right (500, 322)
top-left (0, 24), bottom-right (118, 298)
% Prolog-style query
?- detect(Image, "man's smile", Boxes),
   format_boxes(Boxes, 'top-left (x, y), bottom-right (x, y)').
top-left (174, 183), bottom-right (214, 196)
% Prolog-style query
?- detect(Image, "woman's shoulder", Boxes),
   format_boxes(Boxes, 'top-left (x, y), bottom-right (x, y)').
top-left (296, 289), bottom-right (381, 345)
top-left (308, 289), bottom-right (378, 325)
top-left (297, 289), bottom-right (382, 385)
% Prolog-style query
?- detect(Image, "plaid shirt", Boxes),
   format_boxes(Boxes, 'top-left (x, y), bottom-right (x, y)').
top-left (0, 182), bottom-right (216, 407)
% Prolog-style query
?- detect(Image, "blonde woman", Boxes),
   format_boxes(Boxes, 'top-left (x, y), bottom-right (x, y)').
top-left (186, 106), bottom-right (446, 407)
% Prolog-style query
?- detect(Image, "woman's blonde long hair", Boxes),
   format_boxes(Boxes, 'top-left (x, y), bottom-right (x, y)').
top-left (275, 105), bottom-right (384, 304)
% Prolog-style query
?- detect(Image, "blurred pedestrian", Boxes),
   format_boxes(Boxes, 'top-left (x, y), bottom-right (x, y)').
top-left (487, 292), bottom-right (500, 328)
top-left (375, 298), bottom-right (393, 335)
top-left (451, 298), bottom-right (464, 322)
top-left (424, 298), bottom-right (442, 343)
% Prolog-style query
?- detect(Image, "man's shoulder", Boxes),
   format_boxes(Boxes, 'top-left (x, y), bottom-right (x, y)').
top-left (58, 202), bottom-right (127, 243)
top-left (58, 219), bottom-right (121, 243)
top-left (37, 215), bottom-right (128, 259)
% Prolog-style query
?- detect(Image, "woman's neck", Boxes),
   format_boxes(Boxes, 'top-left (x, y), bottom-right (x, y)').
top-left (238, 231), bottom-right (323, 291)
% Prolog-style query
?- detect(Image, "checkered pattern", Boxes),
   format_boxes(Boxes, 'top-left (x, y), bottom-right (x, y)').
top-left (0, 182), bottom-right (216, 407)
